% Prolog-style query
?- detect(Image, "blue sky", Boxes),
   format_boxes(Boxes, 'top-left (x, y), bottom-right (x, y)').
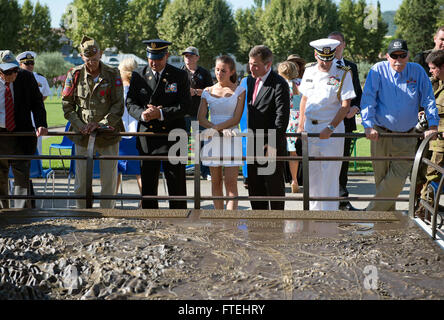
top-left (19, 0), bottom-right (403, 28)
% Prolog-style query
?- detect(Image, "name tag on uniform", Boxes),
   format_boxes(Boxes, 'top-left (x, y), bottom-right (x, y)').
top-left (165, 83), bottom-right (177, 93)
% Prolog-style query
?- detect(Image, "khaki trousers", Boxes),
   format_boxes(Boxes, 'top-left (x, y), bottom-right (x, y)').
top-left (74, 142), bottom-right (119, 209)
top-left (420, 151), bottom-right (444, 200)
top-left (367, 127), bottom-right (416, 211)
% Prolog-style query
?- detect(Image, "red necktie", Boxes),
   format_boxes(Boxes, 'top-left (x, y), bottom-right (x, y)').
top-left (5, 82), bottom-right (15, 132)
top-left (252, 77), bottom-right (261, 104)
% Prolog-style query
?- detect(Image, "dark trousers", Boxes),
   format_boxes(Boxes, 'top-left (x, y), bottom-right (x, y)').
top-left (339, 137), bottom-right (353, 204)
top-left (0, 134), bottom-right (33, 209)
top-left (141, 159), bottom-right (187, 209)
top-left (247, 162), bottom-right (285, 210)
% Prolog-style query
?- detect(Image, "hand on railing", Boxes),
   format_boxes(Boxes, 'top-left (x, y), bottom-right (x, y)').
top-left (423, 126), bottom-right (438, 140)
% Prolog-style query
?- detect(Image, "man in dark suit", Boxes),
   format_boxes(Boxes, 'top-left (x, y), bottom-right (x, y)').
top-left (328, 32), bottom-right (362, 211)
top-left (0, 50), bottom-right (47, 209)
top-left (247, 45), bottom-right (290, 210)
top-left (126, 39), bottom-right (191, 209)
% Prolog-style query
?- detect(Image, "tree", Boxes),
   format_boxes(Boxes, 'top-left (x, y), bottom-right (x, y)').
top-left (395, 0), bottom-right (439, 55)
top-left (260, 0), bottom-right (339, 63)
top-left (234, 7), bottom-right (264, 64)
top-left (34, 52), bottom-right (74, 84)
top-left (62, 0), bottom-right (129, 53)
top-left (338, 0), bottom-right (387, 63)
top-left (17, 0), bottom-right (60, 53)
top-left (157, 0), bottom-right (238, 69)
top-left (0, 0), bottom-right (21, 52)
top-left (123, 0), bottom-right (169, 57)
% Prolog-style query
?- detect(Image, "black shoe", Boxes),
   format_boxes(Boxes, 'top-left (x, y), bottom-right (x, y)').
top-left (339, 202), bottom-right (360, 211)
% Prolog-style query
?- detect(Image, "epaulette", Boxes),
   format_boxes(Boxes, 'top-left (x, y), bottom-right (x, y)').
top-left (338, 65), bottom-right (351, 72)
top-left (305, 62), bottom-right (317, 68)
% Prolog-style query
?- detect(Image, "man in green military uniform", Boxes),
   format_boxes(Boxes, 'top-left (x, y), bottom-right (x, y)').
top-left (418, 50), bottom-right (444, 215)
top-left (62, 35), bottom-right (124, 208)
top-left (414, 26), bottom-right (444, 76)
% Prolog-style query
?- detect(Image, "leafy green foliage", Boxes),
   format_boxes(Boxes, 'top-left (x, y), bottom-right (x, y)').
top-left (0, 0), bottom-right (21, 52)
top-left (17, 0), bottom-right (60, 52)
top-left (338, 0), bottom-right (388, 63)
top-left (234, 7), bottom-right (264, 64)
top-left (157, 0), bottom-right (237, 69)
top-left (395, 0), bottom-right (439, 56)
top-left (260, 0), bottom-right (339, 63)
top-left (34, 52), bottom-right (74, 84)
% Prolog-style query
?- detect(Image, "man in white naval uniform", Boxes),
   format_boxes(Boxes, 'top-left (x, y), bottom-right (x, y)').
top-left (297, 38), bottom-right (356, 210)
top-left (17, 51), bottom-right (51, 154)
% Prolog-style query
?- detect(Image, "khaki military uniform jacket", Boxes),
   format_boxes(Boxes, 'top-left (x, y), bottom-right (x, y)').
top-left (62, 62), bottom-right (124, 147)
top-left (430, 78), bottom-right (444, 152)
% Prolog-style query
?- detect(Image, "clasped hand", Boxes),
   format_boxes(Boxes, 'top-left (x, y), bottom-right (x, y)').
top-left (142, 104), bottom-right (162, 122)
top-left (80, 122), bottom-right (99, 135)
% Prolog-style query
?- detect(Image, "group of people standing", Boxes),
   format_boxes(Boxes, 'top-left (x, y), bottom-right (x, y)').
top-left (1, 26), bottom-right (443, 213)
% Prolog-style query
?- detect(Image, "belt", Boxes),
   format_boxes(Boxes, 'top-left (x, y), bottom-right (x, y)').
top-left (376, 125), bottom-right (415, 133)
top-left (310, 120), bottom-right (329, 125)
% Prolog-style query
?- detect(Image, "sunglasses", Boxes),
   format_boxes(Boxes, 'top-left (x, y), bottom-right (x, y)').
top-left (24, 61), bottom-right (34, 66)
top-left (389, 53), bottom-right (408, 60)
top-left (0, 68), bottom-right (19, 76)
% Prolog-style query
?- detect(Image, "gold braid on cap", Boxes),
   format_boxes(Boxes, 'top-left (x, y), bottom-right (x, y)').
top-left (149, 44), bottom-right (169, 51)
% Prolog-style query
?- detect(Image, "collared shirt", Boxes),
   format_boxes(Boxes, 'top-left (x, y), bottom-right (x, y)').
top-left (360, 61), bottom-right (439, 131)
top-left (0, 78), bottom-right (14, 128)
top-left (299, 63), bottom-right (356, 122)
top-left (255, 67), bottom-right (272, 96)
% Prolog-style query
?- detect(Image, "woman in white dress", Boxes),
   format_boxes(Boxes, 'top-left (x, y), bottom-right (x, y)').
top-left (197, 55), bottom-right (246, 210)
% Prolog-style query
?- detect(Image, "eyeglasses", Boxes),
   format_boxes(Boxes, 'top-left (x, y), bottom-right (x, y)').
top-left (0, 68), bottom-right (19, 76)
top-left (389, 53), bottom-right (408, 60)
top-left (23, 61), bottom-right (34, 66)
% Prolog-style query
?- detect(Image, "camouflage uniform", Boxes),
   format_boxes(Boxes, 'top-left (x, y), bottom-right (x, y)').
top-left (421, 78), bottom-right (444, 200)
top-left (62, 36), bottom-right (124, 208)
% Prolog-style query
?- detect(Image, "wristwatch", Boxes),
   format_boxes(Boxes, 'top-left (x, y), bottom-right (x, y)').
top-left (327, 124), bottom-right (335, 131)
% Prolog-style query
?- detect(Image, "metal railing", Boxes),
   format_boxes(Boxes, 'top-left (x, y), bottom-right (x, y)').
top-left (0, 129), bottom-right (425, 212)
top-left (408, 133), bottom-right (444, 240)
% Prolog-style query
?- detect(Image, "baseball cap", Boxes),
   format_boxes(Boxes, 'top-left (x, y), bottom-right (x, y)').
top-left (387, 39), bottom-right (408, 54)
top-left (182, 46), bottom-right (199, 56)
top-left (0, 50), bottom-right (19, 71)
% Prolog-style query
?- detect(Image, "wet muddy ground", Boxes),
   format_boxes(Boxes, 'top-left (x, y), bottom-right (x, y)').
top-left (0, 213), bottom-right (443, 300)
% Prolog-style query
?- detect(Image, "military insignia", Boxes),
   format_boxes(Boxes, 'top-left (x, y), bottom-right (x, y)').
top-left (100, 90), bottom-right (105, 96)
top-left (101, 98), bottom-right (105, 103)
top-left (306, 79), bottom-right (313, 83)
top-left (165, 83), bottom-right (177, 93)
top-left (148, 76), bottom-right (153, 80)
top-left (115, 78), bottom-right (122, 87)
top-left (323, 47), bottom-right (331, 54)
top-left (327, 76), bottom-right (340, 87)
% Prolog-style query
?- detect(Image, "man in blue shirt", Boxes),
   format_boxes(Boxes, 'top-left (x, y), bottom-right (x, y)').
top-left (361, 39), bottom-right (439, 211)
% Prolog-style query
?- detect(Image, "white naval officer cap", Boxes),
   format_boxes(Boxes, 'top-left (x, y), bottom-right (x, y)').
top-left (309, 38), bottom-right (340, 61)
top-left (16, 51), bottom-right (37, 63)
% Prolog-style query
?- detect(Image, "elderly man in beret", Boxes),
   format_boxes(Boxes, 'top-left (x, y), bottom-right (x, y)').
top-left (62, 35), bottom-right (124, 209)
top-left (0, 50), bottom-right (48, 209)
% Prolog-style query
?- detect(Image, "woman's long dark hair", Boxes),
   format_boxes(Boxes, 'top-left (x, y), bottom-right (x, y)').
top-left (216, 55), bottom-right (237, 84)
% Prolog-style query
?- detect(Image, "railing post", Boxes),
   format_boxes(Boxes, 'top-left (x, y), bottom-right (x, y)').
top-left (192, 122), bottom-right (201, 209)
top-left (85, 131), bottom-right (97, 209)
top-left (408, 133), bottom-right (433, 218)
top-left (301, 132), bottom-right (310, 210)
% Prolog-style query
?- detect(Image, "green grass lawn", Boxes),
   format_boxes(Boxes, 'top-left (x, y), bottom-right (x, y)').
top-left (41, 99), bottom-right (374, 172)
